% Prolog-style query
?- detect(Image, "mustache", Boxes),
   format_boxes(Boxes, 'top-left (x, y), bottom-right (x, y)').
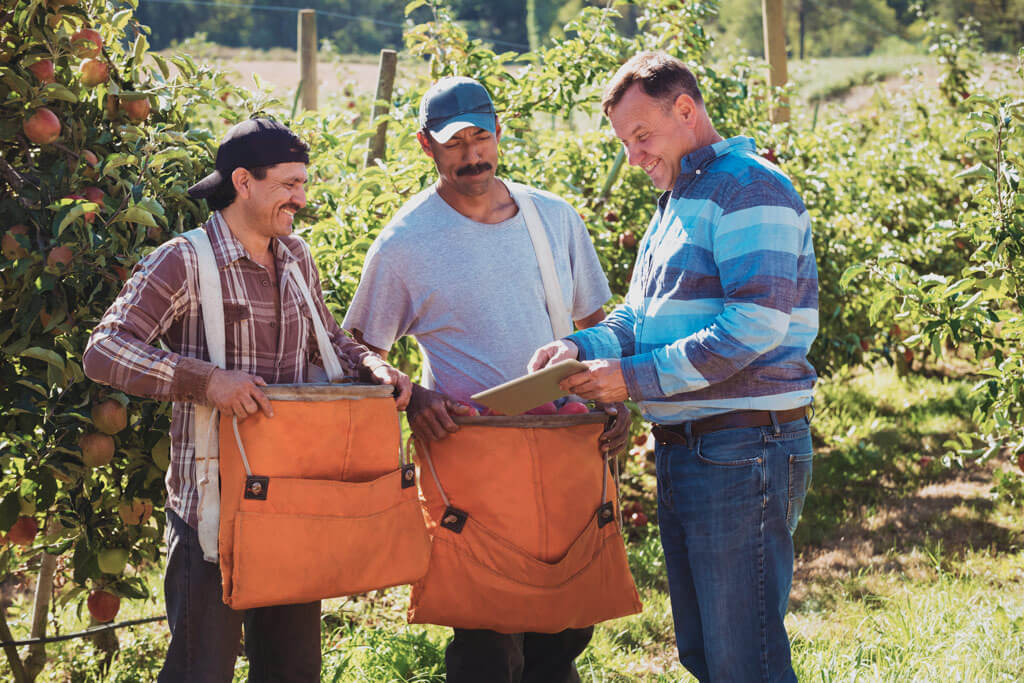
top-left (455, 162), bottom-right (492, 177)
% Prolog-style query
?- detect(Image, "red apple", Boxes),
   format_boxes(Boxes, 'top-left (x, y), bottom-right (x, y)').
top-left (117, 498), bottom-right (153, 525)
top-left (557, 401), bottom-right (589, 415)
top-left (903, 349), bottom-right (913, 364)
top-left (1017, 452), bottom-right (1024, 475)
top-left (603, 210), bottom-right (619, 223)
top-left (2, 224), bottom-right (29, 259)
top-left (454, 400), bottom-right (479, 417)
top-left (79, 58), bottom-right (108, 87)
top-left (119, 96), bottom-right (150, 122)
top-left (79, 432), bottom-right (115, 467)
top-left (860, 339), bottom-right (870, 352)
top-left (71, 28), bottom-right (103, 58)
top-left (46, 244), bottom-right (74, 268)
top-left (28, 58), bottom-right (55, 83)
top-left (6, 516), bottom-right (38, 546)
top-left (87, 589), bottom-right (120, 623)
top-left (23, 108), bottom-right (61, 144)
top-left (91, 399), bottom-right (126, 434)
top-left (629, 511), bottom-right (649, 527)
top-left (618, 230), bottom-right (637, 249)
top-left (526, 401), bottom-right (558, 415)
top-left (761, 148), bottom-right (778, 164)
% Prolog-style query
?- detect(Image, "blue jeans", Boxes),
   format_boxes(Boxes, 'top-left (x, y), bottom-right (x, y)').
top-left (655, 416), bottom-right (813, 683)
top-left (158, 509), bottom-right (322, 683)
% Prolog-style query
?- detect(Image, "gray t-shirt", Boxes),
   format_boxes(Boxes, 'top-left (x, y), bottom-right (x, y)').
top-left (342, 182), bottom-right (612, 403)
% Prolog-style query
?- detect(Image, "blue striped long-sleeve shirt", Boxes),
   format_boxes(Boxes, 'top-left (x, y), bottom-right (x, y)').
top-left (568, 136), bottom-right (818, 425)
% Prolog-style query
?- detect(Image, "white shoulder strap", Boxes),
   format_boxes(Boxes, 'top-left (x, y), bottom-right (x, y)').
top-left (284, 260), bottom-right (345, 382)
top-left (184, 228), bottom-right (226, 370)
top-left (506, 181), bottom-right (573, 339)
top-left (182, 226), bottom-right (224, 563)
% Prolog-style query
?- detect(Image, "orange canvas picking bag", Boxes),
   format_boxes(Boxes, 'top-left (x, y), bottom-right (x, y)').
top-left (407, 413), bottom-right (642, 634)
top-left (217, 383), bottom-right (431, 610)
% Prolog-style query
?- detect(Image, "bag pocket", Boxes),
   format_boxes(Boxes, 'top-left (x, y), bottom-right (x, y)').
top-left (786, 451), bottom-right (814, 535)
top-left (226, 470), bottom-right (430, 610)
top-left (408, 512), bottom-right (642, 634)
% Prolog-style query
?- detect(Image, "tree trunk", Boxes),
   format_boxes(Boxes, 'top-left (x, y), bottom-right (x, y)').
top-left (23, 544), bottom-right (58, 681)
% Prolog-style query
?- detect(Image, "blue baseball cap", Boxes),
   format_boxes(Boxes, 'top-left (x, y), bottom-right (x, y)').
top-left (418, 76), bottom-right (497, 143)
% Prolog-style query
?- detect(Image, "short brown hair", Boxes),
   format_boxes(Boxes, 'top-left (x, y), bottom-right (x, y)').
top-left (601, 52), bottom-right (703, 116)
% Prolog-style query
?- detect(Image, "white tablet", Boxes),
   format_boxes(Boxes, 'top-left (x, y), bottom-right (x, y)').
top-left (470, 359), bottom-right (588, 415)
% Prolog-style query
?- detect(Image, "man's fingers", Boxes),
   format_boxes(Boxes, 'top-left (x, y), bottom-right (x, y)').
top-left (528, 346), bottom-right (554, 372)
top-left (432, 403), bottom-right (460, 434)
top-left (253, 376), bottom-right (267, 386)
top-left (395, 379), bottom-right (412, 411)
top-left (252, 386), bottom-right (274, 418)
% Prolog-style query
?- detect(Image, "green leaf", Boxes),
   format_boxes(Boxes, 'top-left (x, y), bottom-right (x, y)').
top-left (405, 0), bottom-right (428, 14)
top-left (20, 346), bottom-right (65, 370)
top-left (839, 263), bottom-right (867, 289)
top-left (954, 164), bottom-right (994, 180)
top-left (57, 205), bottom-right (86, 235)
top-left (42, 83), bottom-right (79, 103)
top-left (120, 205), bottom-right (158, 228)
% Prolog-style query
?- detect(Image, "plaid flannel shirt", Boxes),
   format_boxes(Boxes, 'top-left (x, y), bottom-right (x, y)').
top-left (83, 212), bottom-right (383, 527)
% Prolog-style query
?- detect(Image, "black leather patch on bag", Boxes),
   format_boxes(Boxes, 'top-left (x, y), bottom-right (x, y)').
top-left (244, 475), bottom-right (269, 500)
top-left (440, 506), bottom-right (468, 533)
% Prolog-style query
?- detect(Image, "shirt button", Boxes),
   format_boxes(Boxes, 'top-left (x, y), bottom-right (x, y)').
top-left (695, 169), bottom-right (702, 175)
top-left (261, 280), bottom-right (269, 287)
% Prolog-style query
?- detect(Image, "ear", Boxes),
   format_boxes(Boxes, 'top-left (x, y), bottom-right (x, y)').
top-left (231, 167), bottom-right (252, 200)
top-left (672, 93), bottom-right (699, 127)
top-left (494, 118), bottom-right (502, 143)
top-left (416, 130), bottom-right (435, 158)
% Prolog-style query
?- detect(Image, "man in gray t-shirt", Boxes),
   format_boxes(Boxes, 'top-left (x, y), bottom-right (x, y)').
top-left (343, 77), bottom-right (628, 683)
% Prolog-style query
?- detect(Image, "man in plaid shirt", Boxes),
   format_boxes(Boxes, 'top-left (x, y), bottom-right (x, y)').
top-left (83, 118), bottom-right (411, 682)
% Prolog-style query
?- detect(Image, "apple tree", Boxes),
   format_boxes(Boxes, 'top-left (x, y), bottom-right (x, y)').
top-left (0, 0), bottom-right (251, 676)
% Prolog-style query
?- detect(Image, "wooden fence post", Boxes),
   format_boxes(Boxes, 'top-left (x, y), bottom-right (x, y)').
top-left (365, 49), bottom-right (398, 168)
top-left (298, 9), bottom-right (317, 112)
top-left (761, 0), bottom-right (789, 123)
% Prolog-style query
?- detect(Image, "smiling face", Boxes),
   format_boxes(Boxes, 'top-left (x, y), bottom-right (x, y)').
top-left (234, 161), bottom-right (308, 238)
top-left (418, 120), bottom-right (501, 198)
top-left (608, 83), bottom-right (700, 191)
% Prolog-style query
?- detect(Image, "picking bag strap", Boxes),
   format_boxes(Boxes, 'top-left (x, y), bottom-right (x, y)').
top-left (507, 181), bottom-right (573, 339)
top-left (183, 227), bottom-right (226, 563)
top-left (285, 261), bottom-right (346, 382)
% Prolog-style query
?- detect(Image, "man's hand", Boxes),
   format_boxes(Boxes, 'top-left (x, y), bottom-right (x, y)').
top-left (366, 362), bottom-right (413, 410)
top-left (206, 369), bottom-right (274, 420)
top-left (559, 359), bottom-right (629, 403)
top-left (407, 385), bottom-right (474, 442)
top-left (528, 339), bottom-right (579, 372)
top-left (598, 402), bottom-right (630, 456)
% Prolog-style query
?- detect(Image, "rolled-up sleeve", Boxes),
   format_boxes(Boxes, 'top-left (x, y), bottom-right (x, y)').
top-left (83, 243), bottom-right (217, 402)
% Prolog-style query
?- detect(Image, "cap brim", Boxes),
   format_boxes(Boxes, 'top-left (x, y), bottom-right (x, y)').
top-left (428, 113), bottom-right (496, 143)
top-left (187, 170), bottom-right (225, 199)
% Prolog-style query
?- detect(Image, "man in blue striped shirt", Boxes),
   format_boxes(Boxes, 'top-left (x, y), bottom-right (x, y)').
top-left (530, 52), bottom-right (818, 682)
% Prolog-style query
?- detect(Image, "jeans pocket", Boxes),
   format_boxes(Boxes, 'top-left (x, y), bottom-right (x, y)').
top-left (695, 430), bottom-right (763, 467)
top-left (786, 451), bottom-right (814, 535)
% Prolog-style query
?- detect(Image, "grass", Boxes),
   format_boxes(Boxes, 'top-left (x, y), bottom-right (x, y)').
top-left (789, 54), bottom-right (933, 103)
top-left (2, 367), bottom-right (1023, 681)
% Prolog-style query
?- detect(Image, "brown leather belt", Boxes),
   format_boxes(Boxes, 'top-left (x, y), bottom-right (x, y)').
top-left (652, 406), bottom-right (809, 446)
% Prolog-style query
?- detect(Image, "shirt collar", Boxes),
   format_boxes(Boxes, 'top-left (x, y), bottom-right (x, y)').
top-left (670, 135), bottom-right (756, 196)
top-left (205, 211), bottom-right (299, 268)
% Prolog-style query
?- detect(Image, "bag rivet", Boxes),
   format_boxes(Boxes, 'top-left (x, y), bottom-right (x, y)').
top-left (444, 515), bottom-right (457, 525)
top-left (249, 481), bottom-right (262, 496)
top-left (405, 469), bottom-right (414, 480)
